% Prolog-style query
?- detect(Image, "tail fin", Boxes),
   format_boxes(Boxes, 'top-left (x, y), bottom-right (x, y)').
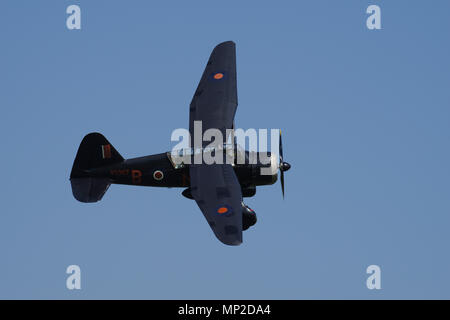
top-left (70, 132), bottom-right (123, 203)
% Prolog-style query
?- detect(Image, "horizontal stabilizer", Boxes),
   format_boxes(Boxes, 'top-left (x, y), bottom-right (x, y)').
top-left (71, 177), bottom-right (110, 203)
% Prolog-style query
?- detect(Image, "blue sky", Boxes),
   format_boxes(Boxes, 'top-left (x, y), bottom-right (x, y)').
top-left (1, 0), bottom-right (450, 299)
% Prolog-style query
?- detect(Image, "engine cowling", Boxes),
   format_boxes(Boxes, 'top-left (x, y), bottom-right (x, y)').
top-left (242, 203), bottom-right (257, 231)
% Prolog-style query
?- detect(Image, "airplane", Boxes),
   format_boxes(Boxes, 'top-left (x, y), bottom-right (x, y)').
top-left (70, 41), bottom-right (291, 245)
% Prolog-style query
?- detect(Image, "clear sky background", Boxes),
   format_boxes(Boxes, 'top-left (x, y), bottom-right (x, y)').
top-left (1, 0), bottom-right (450, 299)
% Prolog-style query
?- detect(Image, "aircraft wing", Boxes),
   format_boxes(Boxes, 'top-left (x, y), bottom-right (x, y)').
top-left (188, 41), bottom-right (242, 245)
top-left (190, 164), bottom-right (243, 245)
top-left (189, 41), bottom-right (237, 141)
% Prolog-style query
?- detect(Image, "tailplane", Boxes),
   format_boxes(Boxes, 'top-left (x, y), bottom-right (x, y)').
top-left (70, 132), bottom-right (123, 203)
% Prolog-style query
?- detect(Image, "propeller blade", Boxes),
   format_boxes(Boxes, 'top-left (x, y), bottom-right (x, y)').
top-left (279, 129), bottom-right (285, 198)
top-left (279, 129), bottom-right (283, 161)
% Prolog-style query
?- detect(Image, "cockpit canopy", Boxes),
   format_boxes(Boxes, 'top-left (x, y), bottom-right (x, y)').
top-left (167, 143), bottom-right (248, 169)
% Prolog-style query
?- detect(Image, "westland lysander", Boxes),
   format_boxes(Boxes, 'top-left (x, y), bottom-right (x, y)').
top-left (70, 41), bottom-right (291, 245)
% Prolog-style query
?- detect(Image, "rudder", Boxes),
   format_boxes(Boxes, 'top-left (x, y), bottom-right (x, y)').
top-left (70, 132), bottom-right (123, 202)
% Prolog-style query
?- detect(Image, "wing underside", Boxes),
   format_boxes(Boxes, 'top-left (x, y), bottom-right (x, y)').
top-left (188, 41), bottom-right (242, 245)
top-left (189, 41), bottom-right (237, 141)
top-left (190, 164), bottom-right (243, 245)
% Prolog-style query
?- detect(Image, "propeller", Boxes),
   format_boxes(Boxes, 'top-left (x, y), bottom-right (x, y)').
top-left (279, 130), bottom-right (291, 198)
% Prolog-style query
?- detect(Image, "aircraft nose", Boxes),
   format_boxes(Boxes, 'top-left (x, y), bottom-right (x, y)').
top-left (280, 162), bottom-right (291, 172)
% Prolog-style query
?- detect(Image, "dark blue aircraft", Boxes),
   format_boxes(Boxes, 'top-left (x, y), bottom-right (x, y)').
top-left (70, 41), bottom-right (291, 245)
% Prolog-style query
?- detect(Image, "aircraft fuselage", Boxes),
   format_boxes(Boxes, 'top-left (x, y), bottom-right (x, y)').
top-left (87, 151), bottom-right (277, 195)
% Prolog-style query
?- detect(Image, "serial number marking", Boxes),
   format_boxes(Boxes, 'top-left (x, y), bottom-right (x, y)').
top-left (110, 169), bottom-right (129, 176)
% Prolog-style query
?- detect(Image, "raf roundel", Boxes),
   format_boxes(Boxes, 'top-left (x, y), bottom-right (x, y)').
top-left (217, 207), bottom-right (228, 214)
top-left (153, 170), bottom-right (164, 181)
top-left (216, 205), bottom-right (232, 216)
top-left (213, 72), bottom-right (224, 80)
top-left (210, 71), bottom-right (227, 81)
